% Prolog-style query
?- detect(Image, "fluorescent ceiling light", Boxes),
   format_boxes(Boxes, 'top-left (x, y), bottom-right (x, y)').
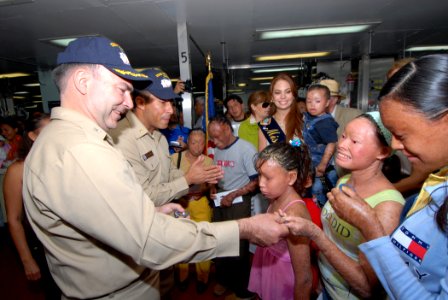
top-left (229, 62), bottom-right (307, 70)
top-left (0, 0), bottom-right (34, 6)
top-left (49, 38), bottom-right (77, 47)
top-left (253, 66), bottom-right (301, 73)
top-left (251, 76), bottom-right (274, 81)
top-left (42, 34), bottom-right (100, 47)
top-left (0, 72), bottom-right (31, 79)
top-left (13, 96), bottom-right (26, 99)
top-left (227, 89), bottom-right (243, 93)
top-left (259, 82), bottom-right (271, 86)
top-left (23, 83), bottom-right (40, 87)
top-left (228, 64), bottom-right (252, 70)
top-left (406, 45), bottom-right (448, 52)
top-left (14, 91), bottom-right (29, 94)
top-left (237, 83), bottom-right (247, 87)
top-left (258, 23), bottom-right (378, 40)
top-left (33, 95), bottom-right (42, 98)
top-left (255, 51), bottom-right (330, 62)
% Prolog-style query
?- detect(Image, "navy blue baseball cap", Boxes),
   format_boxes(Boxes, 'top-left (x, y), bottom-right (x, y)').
top-left (57, 36), bottom-right (150, 84)
top-left (140, 68), bottom-right (179, 100)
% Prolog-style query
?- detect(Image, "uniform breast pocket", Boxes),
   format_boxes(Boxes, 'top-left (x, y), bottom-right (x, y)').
top-left (142, 150), bottom-right (159, 172)
top-left (147, 156), bottom-right (160, 170)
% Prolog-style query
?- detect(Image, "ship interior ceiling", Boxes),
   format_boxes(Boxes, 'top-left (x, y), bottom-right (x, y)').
top-left (0, 0), bottom-right (447, 116)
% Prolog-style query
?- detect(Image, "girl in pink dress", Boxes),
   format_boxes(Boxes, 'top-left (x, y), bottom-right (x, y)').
top-left (249, 141), bottom-right (321, 300)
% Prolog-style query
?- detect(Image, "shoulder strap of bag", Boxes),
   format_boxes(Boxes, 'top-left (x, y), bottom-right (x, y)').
top-left (177, 152), bottom-right (182, 169)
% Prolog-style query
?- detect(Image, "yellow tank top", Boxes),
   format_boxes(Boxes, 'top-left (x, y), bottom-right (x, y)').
top-left (318, 175), bottom-right (404, 300)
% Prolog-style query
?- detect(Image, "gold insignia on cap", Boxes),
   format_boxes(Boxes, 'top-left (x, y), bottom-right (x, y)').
top-left (113, 68), bottom-right (149, 78)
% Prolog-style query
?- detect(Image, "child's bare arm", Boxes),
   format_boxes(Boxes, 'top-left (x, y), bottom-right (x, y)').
top-left (316, 142), bottom-right (336, 176)
top-left (287, 204), bottom-right (312, 300)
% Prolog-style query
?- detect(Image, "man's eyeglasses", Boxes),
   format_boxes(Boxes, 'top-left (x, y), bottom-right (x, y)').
top-left (261, 102), bottom-right (270, 108)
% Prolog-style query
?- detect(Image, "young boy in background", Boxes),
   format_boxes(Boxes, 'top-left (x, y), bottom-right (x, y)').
top-left (303, 84), bottom-right (339, 207)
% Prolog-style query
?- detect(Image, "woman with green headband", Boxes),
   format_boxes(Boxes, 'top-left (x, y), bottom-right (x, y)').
top-left (285, 54), bottom-right (448, 300)
top-left (323, 55), bottom-right (448, 300)
top-left (279, 111), bottom-right (405, 299)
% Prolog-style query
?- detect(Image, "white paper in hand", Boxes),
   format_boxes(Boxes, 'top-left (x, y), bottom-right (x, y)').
top-left (214, 189), bottom-right (243, 206)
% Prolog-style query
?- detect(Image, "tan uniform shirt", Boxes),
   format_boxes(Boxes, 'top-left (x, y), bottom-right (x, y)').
top-left (110, 111), bottom-right (189, 206)
top-left (22, 107), bottom-right (239, 299)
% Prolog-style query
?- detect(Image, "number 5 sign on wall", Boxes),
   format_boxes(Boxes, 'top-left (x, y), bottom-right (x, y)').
top-left (177, 22), bottom-right (192, 83)
top-left (181, 51), bottom-right (188, 63)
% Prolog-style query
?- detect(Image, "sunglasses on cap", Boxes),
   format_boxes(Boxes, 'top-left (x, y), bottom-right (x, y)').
top-left (261, 102), bottom-right (270, 108)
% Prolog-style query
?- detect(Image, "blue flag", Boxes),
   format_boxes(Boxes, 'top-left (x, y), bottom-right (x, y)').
top-left (204, 71), bottom-right (215, 157)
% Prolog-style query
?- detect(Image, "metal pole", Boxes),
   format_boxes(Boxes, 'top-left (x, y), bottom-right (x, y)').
top-left (221, 42), bottom-right (227, 100)
top-left (176, 2), bottom-right (193, 128)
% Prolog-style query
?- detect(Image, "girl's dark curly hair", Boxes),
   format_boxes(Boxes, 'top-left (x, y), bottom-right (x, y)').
top-left (255, 142), bottom-right (311, 196)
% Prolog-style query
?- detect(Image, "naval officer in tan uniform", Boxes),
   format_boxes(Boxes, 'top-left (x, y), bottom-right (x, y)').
top-left (110, 68), bottom-right (222, 207)
top-left (22, 36), bottom-right (288, 300)
top-left (109, 67), bottom-right (223, 297)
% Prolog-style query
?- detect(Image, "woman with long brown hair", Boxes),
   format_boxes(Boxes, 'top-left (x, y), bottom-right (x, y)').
top-left (258, 73), bottom-right (303, 151)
